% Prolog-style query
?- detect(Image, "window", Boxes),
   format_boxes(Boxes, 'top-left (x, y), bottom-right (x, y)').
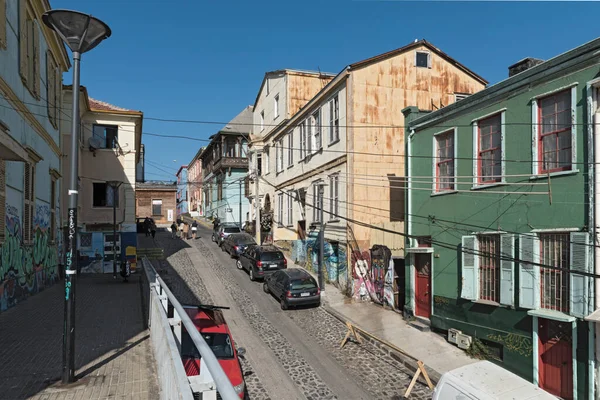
top-left (434, 130), bottom-right (455, 192)
top-left (312, 110), bottom-right (321, 151)
top-left (274, 95), bottom-right (279, 119)
top-left (461, 234), bottom-right (515, 306)
top-left (50, 177), bottom-right (56, 242)
top-left (23, 163), bottom-right (35, 243)
top-left (0, 0), bottom-right (6, 49)
top-left (313, 182), bottom-right (324, 223)
top-left (478, 235), bottom-right (500, 302)
top-left (306, 119), bottom-right (312, 156)
top-left (277, 193), bottom-right (283, 227)
top-left (329, 95), bottom-right (339, 144)
top-left (92, 124), bottom-right (119, 149)
top-left (152, 199), bottom-right (162, 216)
top-left (287, 191), bottom-right (293, 226)
top-left (300, 123), bottom-right (306, 160)
top-left (287, 131), bottom-right (293, 167)
top-left (329, 174), bottom-right (339, 220)
top-left (46, 51), bottom-right (60, 128)
top-left (92, 182), bottom-right (119, 207)
top-left (537, 90), bottom-right (572, 173)
top-left (80, 233), bottom-right (92, 248)
top-left (0, 160), bottom-right (5, 243)
top-left (20, 3), bottom-right (40, 97)
top-left (260, 111), bottom-right (265, 132)
top-left (415, 51), bottom-right (430, 68)
top-left (477, 114), bottom-right (502, 184)
top-left (276, 139), bottom-right (283, 173)
top-left (539, 233), bottom-right (569, 312)
top-left (264, 146), bottom-right (270, 174)
top-left (257, 153), bottom-right (262, 176)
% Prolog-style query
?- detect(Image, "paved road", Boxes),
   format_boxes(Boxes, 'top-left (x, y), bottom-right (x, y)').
top-left (140, 226), bottom-right (431, 400)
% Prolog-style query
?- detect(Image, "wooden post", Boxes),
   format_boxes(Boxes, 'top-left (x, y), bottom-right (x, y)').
top-left (404, 360), bottom-right (434, 397)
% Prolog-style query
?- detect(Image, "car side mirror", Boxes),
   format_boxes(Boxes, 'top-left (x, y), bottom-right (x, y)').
top-left (237, 347), bottom-right (246, 357)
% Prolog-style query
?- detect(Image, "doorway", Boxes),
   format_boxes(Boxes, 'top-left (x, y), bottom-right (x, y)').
top-left (393, 258), bottom-right (405, 312)
top-left (414, 254), bottom-right (431, 319)
top-left (538, 318), bottom-right (573, 399)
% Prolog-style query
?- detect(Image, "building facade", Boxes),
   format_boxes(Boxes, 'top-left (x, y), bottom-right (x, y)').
top-left (0, 0), bottom-right (69, 311)
top-left (202, 106), bottom-right (252, 225)
top-left (187, 147), bottom-right (204, 217)
top-left (249, 41), bottom-right (486, 303)
top-left (176, 165), bottom-right (188, 218)
top-left (405, 39), bottom-right (600, 400)
top-left (135, 181), bottom-right (176, 226)
top-left (61, 86), bottom-right (143, 274)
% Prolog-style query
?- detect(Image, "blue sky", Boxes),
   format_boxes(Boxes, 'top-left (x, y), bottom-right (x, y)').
top-left (53, 0), bottom-right (599, 181)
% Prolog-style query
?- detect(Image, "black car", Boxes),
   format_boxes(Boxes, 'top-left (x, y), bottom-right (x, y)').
top-left (236, 245), bottom-right (286, 281)
top-left (222, 233), bottom-right (257, 258)
top-left (263, 268), bottom-right (320, 310)
top-left (136, 217), bottom-right (155, 233)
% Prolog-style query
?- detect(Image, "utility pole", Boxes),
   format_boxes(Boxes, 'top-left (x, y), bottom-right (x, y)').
top-left (107, 181), bottom-right (122, 279)
top-left (317, 183), bottom-right (326, 294)
top-left (254, 150), bottom-right (261, 244)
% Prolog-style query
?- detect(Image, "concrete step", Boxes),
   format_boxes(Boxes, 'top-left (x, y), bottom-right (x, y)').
top-left (408, 317), bottom-right (431, 332)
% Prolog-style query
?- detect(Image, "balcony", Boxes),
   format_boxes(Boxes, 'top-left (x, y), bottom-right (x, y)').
top-left (214, 156), bottom-right (248, 171)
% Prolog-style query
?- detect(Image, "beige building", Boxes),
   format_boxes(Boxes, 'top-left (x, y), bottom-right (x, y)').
top-left (135, 181), bottom-right (176, 226)
top-left (248, 40), bottom-right (487, 302)
top-left (60, 86), bottom-right (143, 273)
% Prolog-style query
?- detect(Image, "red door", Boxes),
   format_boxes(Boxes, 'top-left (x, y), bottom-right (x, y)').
top-left (414, 254), bottom-right (431, 319)
top-left (538, 318), bottom-right (573, 400)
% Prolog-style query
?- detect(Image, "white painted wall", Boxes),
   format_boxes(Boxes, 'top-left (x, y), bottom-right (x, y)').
top-left (253, 73), bottom-right (286, 136)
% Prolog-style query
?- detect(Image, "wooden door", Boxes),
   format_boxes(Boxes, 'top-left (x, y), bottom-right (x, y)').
top-left (414, 254), bottom-right (431, 318)
top-left (538, 318), bottom-right (573, 400)
top-left (393, 258), bottom-right (405, 311)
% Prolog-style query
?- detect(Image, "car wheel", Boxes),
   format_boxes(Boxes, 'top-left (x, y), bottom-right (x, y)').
top-left (280, 298), bottom-right (288, 310)
top-left (263, 282), bottom-right (269, 293)
top-left (249, 268), bottom-right (255, 281)
top-left (236, 260), bottom-right (243, 270)
top-left (211, 234), bottom-right (215, 242)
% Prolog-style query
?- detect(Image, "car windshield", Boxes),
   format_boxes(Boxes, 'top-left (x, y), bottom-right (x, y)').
top-left (181, 331), bottom-right (235, 359)
top-left (224, 227), bottom-right (240, 233)
top-left (290, 277), bottom-right (317, 290)
top-left (235, 236), bottom-right (256, 245)
top-left (261, 252), bottom-right (284, 261)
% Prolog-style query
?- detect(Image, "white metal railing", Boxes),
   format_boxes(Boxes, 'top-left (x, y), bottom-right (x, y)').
top-left (142, 257), bottom-right (239, 400)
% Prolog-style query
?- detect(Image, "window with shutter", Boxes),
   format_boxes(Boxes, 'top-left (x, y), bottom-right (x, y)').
top-left (461, 235), bottom-right (478, 300)
top-left (519, 234), bottom-right (539, 309)
top-left (32, 21), bottom-right (40, 98)
top-left (18, 0), bottom-right (27, 82)
top-left (540, 233), bottom-right (570, 312)
top-left (478, 234), bottom-right (500, 302)
top-left (0, 160), bottom-right (5, 243)
top-left (499, 235), bottom-right (515, 306)
top-left (569, 232), bottom-right (590, 318)
top-left (0, 0), bottom-right (6, 49)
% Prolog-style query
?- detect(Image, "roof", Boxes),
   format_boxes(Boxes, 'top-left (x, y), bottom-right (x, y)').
top-left (253, 69), bottom-right (337, 109)
top-left (176, 165), bottom-right (188, 177)
top-left (409, 36), bottom-right (600, 131)
top-left (89, 97), bottom-right (133, 112)
top-left (136, 181), bottom-right (177, 190)
top-left (348, 39), bottom-right (487, 84)
top-left (217, 105), bottom-right (254, 135)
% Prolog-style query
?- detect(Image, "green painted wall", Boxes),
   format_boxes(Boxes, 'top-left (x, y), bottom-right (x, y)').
top-left (406, 64), bottom-right (598, 399)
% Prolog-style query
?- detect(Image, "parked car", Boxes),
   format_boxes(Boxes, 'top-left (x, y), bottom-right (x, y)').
top-left (432, 360), bottom-right (557, 400)
top-left (237, 245), bottom-right (286, 281)
top-left (212, 224), bottom-right (241, 246)
top-left (263, 268), bottom-right (320, 310)
top-left (222, 233), bottom-right (257, 258)
top-left (181, 304), bottom-right (248, 399)
top-left (136, 217), bottom-right (154, 233)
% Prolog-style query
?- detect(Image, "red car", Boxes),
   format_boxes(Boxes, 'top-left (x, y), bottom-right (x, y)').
top-left (181, 304), bottom-right (248, 399)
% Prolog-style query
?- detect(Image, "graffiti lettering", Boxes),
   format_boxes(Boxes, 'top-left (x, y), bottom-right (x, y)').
top-left (65, 281), bottom-right (71, 300)
top-left (486, 332), bottom-right (533, 357)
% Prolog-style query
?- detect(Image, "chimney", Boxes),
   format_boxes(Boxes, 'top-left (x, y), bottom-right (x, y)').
top-left (508, 57), bottom-right (545, 77)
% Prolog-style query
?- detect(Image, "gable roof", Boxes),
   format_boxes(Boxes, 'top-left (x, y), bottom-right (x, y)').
top-left (88, 97), bottom-right (143, 115)
top-left (349, 39), bottom-right (487, 85)
top-left (252, 69), bottom-right (337, 109)
top-left (216, 105), bottom-right (254, 135)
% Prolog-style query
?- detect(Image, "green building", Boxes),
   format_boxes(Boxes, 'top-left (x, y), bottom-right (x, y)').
top-left (404, 38), bottom-right (600, 399)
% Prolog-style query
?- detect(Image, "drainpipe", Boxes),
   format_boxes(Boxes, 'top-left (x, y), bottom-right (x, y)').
top-left (594, 103), bottom-right (600, 399)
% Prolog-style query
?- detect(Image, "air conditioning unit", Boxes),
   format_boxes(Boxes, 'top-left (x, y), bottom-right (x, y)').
top-left (448, 328), bottom-right (462, 345)
top-left (457, 333), bottom-right (472, 350)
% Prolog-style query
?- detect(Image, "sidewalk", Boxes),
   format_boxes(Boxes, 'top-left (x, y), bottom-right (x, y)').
top-left (283, 256), bottom-right (477, 380)
top-left (0, 274), bottom-right (159, 400)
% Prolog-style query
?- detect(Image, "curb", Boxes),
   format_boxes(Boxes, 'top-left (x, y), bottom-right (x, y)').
top-left (322, 303), bottom-right (441, 385)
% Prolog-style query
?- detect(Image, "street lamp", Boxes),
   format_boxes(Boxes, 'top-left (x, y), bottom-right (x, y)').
top-left (42, 9), bottom-right (111, 384)
top-left (107, 181), bottom-right (123, 279)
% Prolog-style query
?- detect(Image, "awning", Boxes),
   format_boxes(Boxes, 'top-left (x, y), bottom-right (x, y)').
top-left (584, 308), bottom-right (600, 322)
top-left (527, 309), bottom-right (576, 323)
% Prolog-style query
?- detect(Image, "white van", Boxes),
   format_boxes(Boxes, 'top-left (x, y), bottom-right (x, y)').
top-left (432, 360), bottom-right (557, 400)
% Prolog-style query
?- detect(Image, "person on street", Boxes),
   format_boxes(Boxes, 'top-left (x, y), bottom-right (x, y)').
top-left (144, 217), bottom-right (151, 237)
top-left (178, 220), bottom-right (184, 238)
top-left (151, 221), bottom-right (157, 239)
top-left (182, 222), bottom-right (189, 240)
top-left (170, 222), bottom-right (177, 239)
top-left (191, 220), bottom-right (198, 239)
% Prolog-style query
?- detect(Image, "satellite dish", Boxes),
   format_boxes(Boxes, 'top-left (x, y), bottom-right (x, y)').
top-left (88, 136), bottom-right (103, 150)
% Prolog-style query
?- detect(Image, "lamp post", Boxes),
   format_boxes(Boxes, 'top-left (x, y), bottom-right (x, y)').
top-left (107, 181), bottom-right (123, 279)
top-left (42, 9), bottom-right (111, 384)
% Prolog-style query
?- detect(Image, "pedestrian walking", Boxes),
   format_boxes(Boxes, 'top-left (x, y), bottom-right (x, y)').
top-left (151, 221), bottom-right (156, 239)
top-left (191, 220), bottom-right (198, 240)
top-left (144, 217), bottom-right (151, 237)
top-left (178, 221), bottom-right (184, 238)
top-left (170, 222), bottom-right (177, 239)
top-left (182, 222), bottom-right (189, 240)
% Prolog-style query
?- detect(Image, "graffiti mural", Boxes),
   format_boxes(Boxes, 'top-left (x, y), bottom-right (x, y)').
top-left (0, 202), bottom-right (59, 312)
top-left (351, 249), bottom-right (374, 301)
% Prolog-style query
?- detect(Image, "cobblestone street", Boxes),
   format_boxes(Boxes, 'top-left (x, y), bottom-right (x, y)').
top-left (139, 228), bottom-right (431, 400)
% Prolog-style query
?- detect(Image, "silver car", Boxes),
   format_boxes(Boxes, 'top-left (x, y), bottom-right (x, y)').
top-left (213, 224), bottom-right (241, 246)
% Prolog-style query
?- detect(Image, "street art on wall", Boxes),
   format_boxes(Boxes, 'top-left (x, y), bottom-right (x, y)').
top-left (0, 202), bottom-right (59, 312)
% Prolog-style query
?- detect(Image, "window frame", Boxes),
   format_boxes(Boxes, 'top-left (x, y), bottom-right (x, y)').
top-left (92, 182), bottom-right (119, 208)
top-left (286, 191), bottom-right (293, 226)
top-left (277, 193), bottom-right (283, 227)
top-left (329, 95), bottom-right (339, 145)
top-left (329, 174), bottom-right (339, 221)
top-left (472, 110), bottom-right (506, 188)
top-left (264, 146), bottom-right (270, 175)
top-left (313, 110), bottom-right (322, 151)
top-left (0, 0), bottom-right (6, 49)
top-left (92, 124), bottom-right (119, 149)
top-left (274, 94), bottom-right (279, 119)
top-left (432, 128), bottom-right (457, 194)
top-left (312, 181), bottom-right (324, 223)
top-left (415, 51), bottom-right (431, 68)
top-left (531, 85), bottom-right (578, 177)
top-left (287, 131), bottom-right (293, 168)
top-left (260, 110), bottom-right (265, 132)
top-left (152, 199), bottom-right (163, 216)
